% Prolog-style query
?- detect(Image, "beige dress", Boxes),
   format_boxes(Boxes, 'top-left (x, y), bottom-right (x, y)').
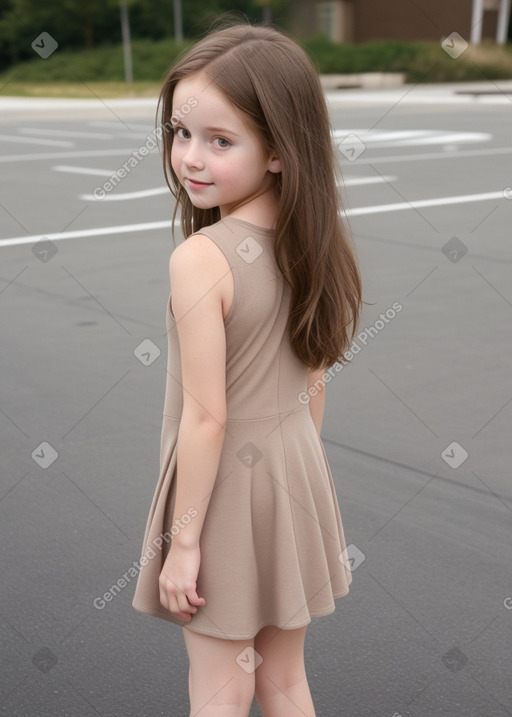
top-left (132, 215), bottom-right (352, 639)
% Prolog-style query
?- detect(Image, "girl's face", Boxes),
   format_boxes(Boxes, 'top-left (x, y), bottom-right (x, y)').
top-left (170, 72), bottom-right (280, 216)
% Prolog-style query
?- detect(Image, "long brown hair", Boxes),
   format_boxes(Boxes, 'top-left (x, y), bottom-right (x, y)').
top-left (158, 21), bottom-right (365, 370)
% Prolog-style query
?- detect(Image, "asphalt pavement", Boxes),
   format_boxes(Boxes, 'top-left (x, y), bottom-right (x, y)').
top-left (0, 81), bottom-right (511, 716)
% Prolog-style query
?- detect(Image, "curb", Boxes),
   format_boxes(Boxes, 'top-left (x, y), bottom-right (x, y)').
top-left (319, 72), bottom-right (406, 89)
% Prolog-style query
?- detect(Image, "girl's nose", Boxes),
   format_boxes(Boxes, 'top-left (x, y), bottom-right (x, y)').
top-left (183, 141), bottom-right (204, 170)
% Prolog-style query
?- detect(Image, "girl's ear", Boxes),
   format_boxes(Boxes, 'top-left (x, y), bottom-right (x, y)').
top-left (267, 152), bottom-right (281, 174)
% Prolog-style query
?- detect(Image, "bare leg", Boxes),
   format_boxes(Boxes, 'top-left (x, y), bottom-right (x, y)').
top-left (254, 625), bottom-right (316, 717)
top-left (182, 626), bottom-right (256, 717)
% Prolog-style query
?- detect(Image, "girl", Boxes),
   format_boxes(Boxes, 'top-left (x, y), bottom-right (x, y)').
top-left (133, 20), bottom-right (364, 717)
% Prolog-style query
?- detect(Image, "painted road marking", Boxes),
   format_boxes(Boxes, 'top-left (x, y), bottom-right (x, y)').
top-left (19, 128), bottom-right (113, 140)
top-left (80, 187), bottom-right (168, 201)
top-left (0, 148), bottom-right (152, 163)
top-left (0, 220), bottom-right (175, 248)
top-left (349, 145), bottom-right (512, 165)
top-left (347, 190), bottom-right (506, 216)
top-left (341, 175), bottom-right (396, 186)
top-left (1, 144), bottom-right (510, 166)
top-left (0, 134), bottom-right (74, 148)
top-left (0, 190), bottom-right (507, 249)
top-left (78, 176), bottom-right (397, 201)
top-left (89, 120), bottom-right (154, 132)
top-left (53, 165), bottom-right (117, 177)
top-left (331, 129), bottom-right (491, 148)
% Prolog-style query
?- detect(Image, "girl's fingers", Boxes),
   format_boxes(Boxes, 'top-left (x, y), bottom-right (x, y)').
top-left (163, 589), bottom-right (201, 620)
top-left (177, 593), bottom-right (197, 616)
top-left (187, 591), bottom-right (206, 606)
top-left (158, 575), bottom-right (205, 620)
top-left (171, 595), bottom-right (193, 621)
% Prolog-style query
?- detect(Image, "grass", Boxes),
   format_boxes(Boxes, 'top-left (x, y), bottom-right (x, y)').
top-left (0, 81), bottom-right (161, 98)
top-left (0, 37), bottom-right (511, 98)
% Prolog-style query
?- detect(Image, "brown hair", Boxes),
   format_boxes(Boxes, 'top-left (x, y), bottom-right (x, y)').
top-left (158, 21), bottom-right (366, 370)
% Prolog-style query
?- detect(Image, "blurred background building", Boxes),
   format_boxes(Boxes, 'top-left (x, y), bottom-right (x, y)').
top-left (289, 0), bottom-right (512, 44)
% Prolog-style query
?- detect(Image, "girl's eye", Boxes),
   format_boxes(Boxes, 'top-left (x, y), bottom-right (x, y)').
top-left (213, 137), bottom-right (230, 149)
top-left (174, 127), bottom-right (190, 140)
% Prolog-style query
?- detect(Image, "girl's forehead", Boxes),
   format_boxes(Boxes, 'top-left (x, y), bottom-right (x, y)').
top-left (172, 75), bottom-right (243, 126)
top-left (173, 73), bottom-right (218, 103)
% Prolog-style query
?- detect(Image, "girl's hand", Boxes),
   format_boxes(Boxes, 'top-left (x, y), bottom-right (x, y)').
top-left (159, 542), bottom-right (206, 622)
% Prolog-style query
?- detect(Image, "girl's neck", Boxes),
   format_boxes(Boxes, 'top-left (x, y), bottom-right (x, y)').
top-left (219, 184), bottom-right (279, 231)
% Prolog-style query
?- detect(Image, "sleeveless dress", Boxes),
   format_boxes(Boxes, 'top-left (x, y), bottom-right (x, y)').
top-left (132, 215), bottom-right (353, 640)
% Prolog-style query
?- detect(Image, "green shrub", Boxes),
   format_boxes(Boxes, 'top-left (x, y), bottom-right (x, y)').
top-left (0, 36), bottom-right (511, 87)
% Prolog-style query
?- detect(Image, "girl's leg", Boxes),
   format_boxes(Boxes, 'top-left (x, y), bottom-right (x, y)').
top-left (254, 625), bottom-right (316, 717)
top-left (182, 626), bottom-right (256, 717)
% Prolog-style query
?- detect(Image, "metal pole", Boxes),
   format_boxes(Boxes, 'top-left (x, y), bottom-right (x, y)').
top-left (174, 0), bottom-right (183, 42)
top-left (262, 5), bottom-right (272, 24)
top-left (496, 0), bottom-right (511, 44)
top-left (470, 0), bottom-right (484, 44)
top-left (120, 0), bottom-right (133, 83)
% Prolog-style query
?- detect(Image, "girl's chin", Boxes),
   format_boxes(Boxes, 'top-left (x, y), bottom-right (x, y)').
top-left (188, 196), bottom-right (217, 210)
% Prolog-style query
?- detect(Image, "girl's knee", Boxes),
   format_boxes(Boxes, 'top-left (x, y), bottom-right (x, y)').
top-left (255, 669), bottom-right (307, 700)
top-left (190, 679), bottom-right (254, 716)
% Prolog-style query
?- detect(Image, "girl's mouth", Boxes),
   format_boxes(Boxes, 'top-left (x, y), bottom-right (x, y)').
top-left (185, 178), bottom-right (213, 190)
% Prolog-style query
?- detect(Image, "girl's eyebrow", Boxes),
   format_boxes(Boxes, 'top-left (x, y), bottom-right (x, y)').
top-left (205, 126), bottom-right (239, 137)
top-left (172, 118), bottom-right (239, 137)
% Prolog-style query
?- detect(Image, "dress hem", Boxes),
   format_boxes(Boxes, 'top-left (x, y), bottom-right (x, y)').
top-left (132, 587), bottom-right (350, 640)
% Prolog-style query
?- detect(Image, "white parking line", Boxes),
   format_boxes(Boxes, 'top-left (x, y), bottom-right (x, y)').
top-left (0, 220), bottom-right (175, 248)
top-left (80, 177), bottom-right (395, 201)
top-left (89, 120), bottom-right (154, 132)
top-left (19, 128), bottom-right (113, 140)
top-left (0, 144), bottom-right (510, 166)
top-left (332, 129), bottom-right (491, 148)
top-left (0, 134), bottom-right (74, 148)
top-left (0, 148), bottom-right (151, 163)
top-left (347, 190), bottom-right (506, 216)
top-left (117, 132), bottom-right (160, 140)
top-left (350, 145), bottom-right (512, 165)
top-left (53, 165), bottom-right (117, 177)
top-left (0, 189), bottom-right (507, 249)
top-left (80, 187), bottom-right (168, 201)
top-left (341, 176), bottom-right (396, 186)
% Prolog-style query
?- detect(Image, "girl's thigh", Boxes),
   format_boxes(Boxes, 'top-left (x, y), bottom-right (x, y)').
top-left (182, 626), bottom-right (256, 705)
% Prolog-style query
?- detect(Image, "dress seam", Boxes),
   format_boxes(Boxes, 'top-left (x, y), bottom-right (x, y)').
top-left (162, 404), bottom-right (307, 422)
top-left (276, 341), bottom-right (306, 610)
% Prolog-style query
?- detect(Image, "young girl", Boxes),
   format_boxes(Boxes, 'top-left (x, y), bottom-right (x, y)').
top-left (132, 21), bottom-right (364, 717)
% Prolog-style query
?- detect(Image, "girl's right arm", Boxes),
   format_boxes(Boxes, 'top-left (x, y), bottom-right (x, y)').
top-left (159, 234), bottom-right (229, 621)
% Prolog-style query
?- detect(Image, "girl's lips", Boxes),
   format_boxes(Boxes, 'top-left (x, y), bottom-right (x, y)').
top-left (185, 178), bottom-right (213, 190)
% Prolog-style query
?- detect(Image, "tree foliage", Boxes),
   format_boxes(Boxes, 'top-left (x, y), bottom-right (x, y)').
top-left (0, 0), bottom-right (291, 72)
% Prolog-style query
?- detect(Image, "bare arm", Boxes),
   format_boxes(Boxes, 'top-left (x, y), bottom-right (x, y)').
top-left (307, 367), bottom-right (327, 438)
top-left (167, 234), bottom-right (229, 549)
top-left (159, 234), bottom-right (230, 620)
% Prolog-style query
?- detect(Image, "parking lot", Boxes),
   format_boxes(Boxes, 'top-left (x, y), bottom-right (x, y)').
top-left (1, 83), bottom-right (511, 715)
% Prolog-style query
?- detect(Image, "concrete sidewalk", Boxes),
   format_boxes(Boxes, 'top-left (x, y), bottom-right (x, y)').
top-left (0, 79), bottom-right (511, 121)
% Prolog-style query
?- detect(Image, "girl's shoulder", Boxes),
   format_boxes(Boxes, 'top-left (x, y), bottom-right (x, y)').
top-left (169, 220), bottom-right (233, 276)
